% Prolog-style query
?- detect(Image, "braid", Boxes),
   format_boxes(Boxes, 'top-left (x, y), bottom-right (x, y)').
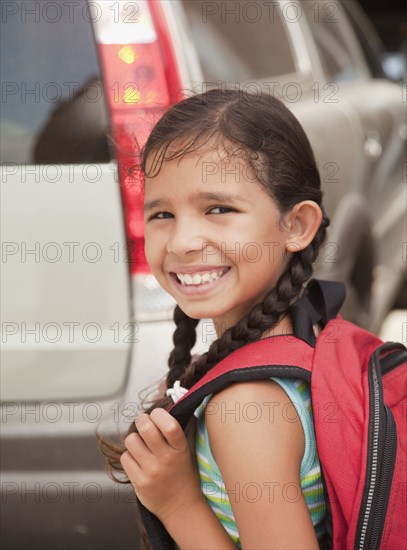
top-left (180, 212), bottom-right (329, 389)
top-left (166, 305), bottom-right (199, 388)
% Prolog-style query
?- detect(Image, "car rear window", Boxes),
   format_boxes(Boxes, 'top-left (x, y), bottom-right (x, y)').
top-left (302, 0), bottom-right (364, 81)
top-left (182, 0), bottom-right (296, 81)
top-left (1, 1), bottom-right (112, 164)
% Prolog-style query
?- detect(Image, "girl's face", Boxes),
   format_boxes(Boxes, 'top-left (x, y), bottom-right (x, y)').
top-left (143, 148), bottom-right (293, 335)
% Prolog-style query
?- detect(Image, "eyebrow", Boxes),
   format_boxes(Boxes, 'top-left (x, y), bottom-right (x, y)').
top-left (143, 191), bottom-right (248, 212)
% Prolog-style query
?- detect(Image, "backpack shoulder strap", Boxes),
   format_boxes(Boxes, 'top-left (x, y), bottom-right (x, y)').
top-left (170, 336), bottom-right (313, 428)
top-left (170, 279), bottom-right (346, 427)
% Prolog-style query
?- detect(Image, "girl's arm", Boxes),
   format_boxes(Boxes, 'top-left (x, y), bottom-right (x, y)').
top-left (206, 380), bottom-right (320, 550)
top-left (161, 498), bottom-right (237, 549)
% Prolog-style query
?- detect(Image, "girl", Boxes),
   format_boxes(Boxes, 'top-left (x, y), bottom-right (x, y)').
top-left (101, 89), bottom-right (329, 549)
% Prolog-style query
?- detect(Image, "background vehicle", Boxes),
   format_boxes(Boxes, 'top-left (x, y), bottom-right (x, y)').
top-left (358, 0), bottom-right (407, 83)
top-left (1, 0), bottom-right (405, 548)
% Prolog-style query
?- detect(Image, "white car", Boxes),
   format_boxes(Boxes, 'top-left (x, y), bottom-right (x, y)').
top-left (1, 1), bottom-right (405, 547)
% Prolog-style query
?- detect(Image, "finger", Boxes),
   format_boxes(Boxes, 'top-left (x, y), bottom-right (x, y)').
top-left (124, 432), bottom-right (151, 463)
top-left (136, 413), bottom-right (167, 453)
top-left (120, 449), bottom-right (142, 489)
top-left (149, 408), bottom-right (187, 450)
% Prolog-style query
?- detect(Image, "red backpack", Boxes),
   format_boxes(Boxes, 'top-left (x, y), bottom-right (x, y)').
top-left (138, 279), bottom-right (407, 549)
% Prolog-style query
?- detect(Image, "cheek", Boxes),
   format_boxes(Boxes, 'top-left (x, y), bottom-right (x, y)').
top-left (241, 243), bottom-right (288, 284)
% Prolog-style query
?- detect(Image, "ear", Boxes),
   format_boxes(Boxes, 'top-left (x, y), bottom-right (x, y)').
top-left (283, 201), bottom-right (323, 252)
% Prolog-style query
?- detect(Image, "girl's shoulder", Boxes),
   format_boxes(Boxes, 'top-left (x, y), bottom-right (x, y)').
top-left (201, 379), bottom-right (306, 470)
top-left (196, 377), bottom-right (311, 422)
top-left (205, 377), bottom-right (307, 411)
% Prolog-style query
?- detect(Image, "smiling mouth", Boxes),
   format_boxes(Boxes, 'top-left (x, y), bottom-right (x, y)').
top-left (171, 267), bottom-right (231, 286)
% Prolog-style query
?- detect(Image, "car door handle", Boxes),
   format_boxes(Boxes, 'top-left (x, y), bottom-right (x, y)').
top-left (364, 132), bottom-right (382, 161)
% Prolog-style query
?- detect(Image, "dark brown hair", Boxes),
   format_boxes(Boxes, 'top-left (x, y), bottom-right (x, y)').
top-left (98, 87), bottom-right (329, 489)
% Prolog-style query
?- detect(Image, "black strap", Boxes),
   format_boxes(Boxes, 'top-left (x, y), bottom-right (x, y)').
top-left (138, 506), bottom-right (175, 550)
top-left (289, 279), bottom-right (346, 347)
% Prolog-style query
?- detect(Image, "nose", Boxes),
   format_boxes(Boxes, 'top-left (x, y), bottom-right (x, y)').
top-left (166, 217), bottom-right (205, 256)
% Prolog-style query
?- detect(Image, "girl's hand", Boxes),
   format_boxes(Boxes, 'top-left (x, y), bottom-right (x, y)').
top-left (120, 408), bottom-right (202, 523)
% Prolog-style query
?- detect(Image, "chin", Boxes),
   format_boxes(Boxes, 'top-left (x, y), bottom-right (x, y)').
top-left (181, 308), bottom-right (213, 320)
top-left (181, 305), bottom-right (223, 321)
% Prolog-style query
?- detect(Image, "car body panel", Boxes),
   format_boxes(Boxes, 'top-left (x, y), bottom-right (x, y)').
top-left (1, 165), bottom-right (132, 402)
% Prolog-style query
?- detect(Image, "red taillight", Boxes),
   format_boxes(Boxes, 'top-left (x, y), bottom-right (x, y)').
top-left (93, 0), bottom-right (184, 274)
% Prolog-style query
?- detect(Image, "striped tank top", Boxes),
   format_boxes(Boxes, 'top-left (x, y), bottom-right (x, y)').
top-left (194, 378), bottom-right (326, 546)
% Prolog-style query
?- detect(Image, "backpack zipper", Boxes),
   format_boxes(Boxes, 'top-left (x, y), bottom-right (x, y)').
top-left (355, 351), bottom-right (398, 549)
top-left (366, 405), bottom-right (397, 548)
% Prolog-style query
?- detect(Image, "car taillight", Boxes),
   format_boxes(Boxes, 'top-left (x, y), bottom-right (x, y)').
top-left (92, 0), bottom-right (184, 276)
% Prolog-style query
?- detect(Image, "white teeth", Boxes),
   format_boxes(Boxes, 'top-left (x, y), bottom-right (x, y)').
top-left (184, 274), bottom-right (193, 285)
top-left (176, 269), bottom-right (228, 286)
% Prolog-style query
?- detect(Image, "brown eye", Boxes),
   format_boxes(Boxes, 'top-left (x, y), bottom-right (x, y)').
top-left (149, 211), bottom-right (173, 220)
top-left (208, 206), bottom-right (235, 214)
